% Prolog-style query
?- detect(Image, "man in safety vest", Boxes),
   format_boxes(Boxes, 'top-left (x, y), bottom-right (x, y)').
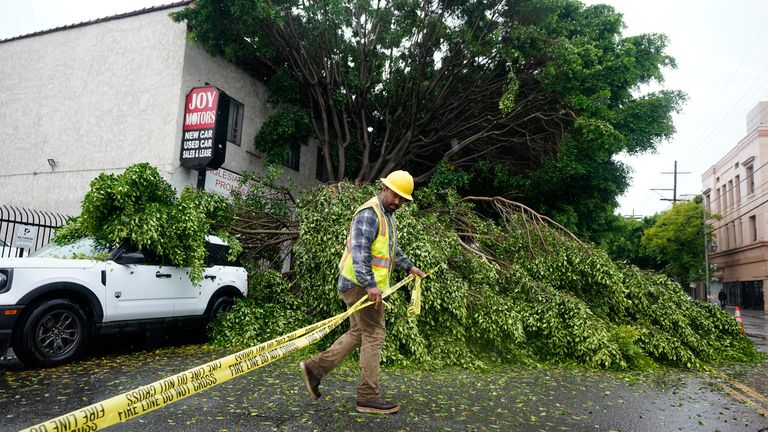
top-left (300, 170), bottom-right (426, 414)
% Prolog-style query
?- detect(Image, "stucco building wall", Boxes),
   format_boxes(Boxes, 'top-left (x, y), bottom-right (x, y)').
top-left (0, 3), bottom-right (318, 216)
top-left (702, 101), bottom-right (768, 310)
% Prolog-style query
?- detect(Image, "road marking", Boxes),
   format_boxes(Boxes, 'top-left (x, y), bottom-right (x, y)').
top-left (708, 369), bottom-right (768, 417)
top-left (716, 382), bottom-right (768, 417)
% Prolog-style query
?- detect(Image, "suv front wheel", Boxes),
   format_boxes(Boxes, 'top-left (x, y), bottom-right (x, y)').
top-left (13, 299), bottom-right (89, 367)
top-left (207, 294), bottom-right (235, 327)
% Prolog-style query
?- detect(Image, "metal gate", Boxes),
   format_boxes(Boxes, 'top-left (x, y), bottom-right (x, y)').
top-left (723, 280), bottom-right (765, 310)
top-left (0, 204), bottom-right (68, 257)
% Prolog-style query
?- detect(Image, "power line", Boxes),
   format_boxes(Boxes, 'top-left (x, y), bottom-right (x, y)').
top-left (676, 20), bottom-right (768, 167)
top-left (682, 18), bottom-right (768, 152)
top-left (714, 182), bottom-right (768, 223)
top-left (707, 160), bottom-right (768, 221)
top-left (687, 101), bottom-right (768, 170)
top-left (711, 195), bottom-right (768, 234)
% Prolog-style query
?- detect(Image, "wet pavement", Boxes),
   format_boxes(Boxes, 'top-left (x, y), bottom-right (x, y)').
top-left (739, 307), bottom-right (768, 353)
top-left (1, 313), bottom-right (768, 432)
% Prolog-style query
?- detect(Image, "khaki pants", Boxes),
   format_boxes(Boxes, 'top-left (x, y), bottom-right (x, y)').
top-left (306, 286), bottom-right (386, 402)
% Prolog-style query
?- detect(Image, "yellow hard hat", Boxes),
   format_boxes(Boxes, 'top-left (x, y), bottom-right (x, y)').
top-left (381, 170), bottom-right (414, 201)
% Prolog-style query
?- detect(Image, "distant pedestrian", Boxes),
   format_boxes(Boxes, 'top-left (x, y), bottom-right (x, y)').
top-left (718, 289), bottom-right (727, 308)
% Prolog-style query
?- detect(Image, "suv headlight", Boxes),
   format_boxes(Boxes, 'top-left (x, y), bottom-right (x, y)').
top-left (0, 269), bottom-right (12, 294)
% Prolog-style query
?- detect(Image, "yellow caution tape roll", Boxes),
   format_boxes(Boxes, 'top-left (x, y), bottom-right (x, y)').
top-left (407, 277), bottom-right (422, 317)
top-left (20, 273), bottom-right (427, 432)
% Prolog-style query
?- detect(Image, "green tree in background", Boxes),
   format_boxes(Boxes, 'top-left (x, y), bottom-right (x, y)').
top-left (641, 199), bottom-right (711, 285)
top-left (600, 214), bottom-right (660, 271)
top-left (172, 0), bottom-right (684, 239)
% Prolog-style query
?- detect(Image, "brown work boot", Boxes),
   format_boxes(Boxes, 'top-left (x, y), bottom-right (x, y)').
top-left (355, 398), bottom-right (400, 414)
top-left (300, 361), bottom-right (321, 399)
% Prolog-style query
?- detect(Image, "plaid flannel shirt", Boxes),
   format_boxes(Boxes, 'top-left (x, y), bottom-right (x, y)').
top-left (338, 206), bottom-right (414, 292)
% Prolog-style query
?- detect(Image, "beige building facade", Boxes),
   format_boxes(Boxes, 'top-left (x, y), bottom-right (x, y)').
top-left (702, 101), bottom-right (768, 310)
top-left (0, 2), bottom-right (321, 217)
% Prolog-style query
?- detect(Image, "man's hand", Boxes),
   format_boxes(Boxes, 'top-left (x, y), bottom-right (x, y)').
top-left (367, 287), bottom-right (383, 309)
top-left (410, 266), bottom-right (426, 278)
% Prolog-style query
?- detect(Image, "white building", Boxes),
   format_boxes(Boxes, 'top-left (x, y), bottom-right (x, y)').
top-left (702, 101), bottom-right (768, 310)
top-left (0, 2), bottom-right (321, 217)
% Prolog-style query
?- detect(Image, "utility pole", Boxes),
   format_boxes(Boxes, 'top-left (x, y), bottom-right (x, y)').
top-left (703, 206), bottom-right (710, 302)
top-left (651, 161), bottom-right (691, 203)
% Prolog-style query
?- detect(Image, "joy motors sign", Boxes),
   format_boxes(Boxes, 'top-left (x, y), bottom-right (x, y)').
top-left (180, 86), bottom-right (229, 170)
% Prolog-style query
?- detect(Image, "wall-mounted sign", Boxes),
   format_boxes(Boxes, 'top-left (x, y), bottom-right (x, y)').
top-left (204, 168), bottom-right (255, 197)
top-left (14, 224), bottom-right (38, 249)
top-left (180, 85), bottom-right (229, 170)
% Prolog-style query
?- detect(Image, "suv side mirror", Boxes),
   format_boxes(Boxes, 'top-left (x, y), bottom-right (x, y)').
top-left (115, 252), bottom-right (145, 265)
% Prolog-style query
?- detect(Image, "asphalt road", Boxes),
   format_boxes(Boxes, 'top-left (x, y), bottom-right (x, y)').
top-left (2, 316), bottom-right (768, 432)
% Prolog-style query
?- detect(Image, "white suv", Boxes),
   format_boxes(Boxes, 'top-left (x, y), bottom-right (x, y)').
top-left (0, 236), bottom-right (247, 367)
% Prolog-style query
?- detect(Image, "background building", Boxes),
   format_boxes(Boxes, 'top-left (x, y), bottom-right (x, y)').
top-left (702, 101), bottom-right (768, 310)
top-left (0, 1), bottom-right (320, 217)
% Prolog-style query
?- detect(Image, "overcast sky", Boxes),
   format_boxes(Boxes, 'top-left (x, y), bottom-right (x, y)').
top-left (2, 0), bottom-right (768, 218)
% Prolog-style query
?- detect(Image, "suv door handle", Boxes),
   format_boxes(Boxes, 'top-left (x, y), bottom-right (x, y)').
top-left (204, 274), bottom-right (216, 281)
top-left (155, 271), bottom-right (172, 278)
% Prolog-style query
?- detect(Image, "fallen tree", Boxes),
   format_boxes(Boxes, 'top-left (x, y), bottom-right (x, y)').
top-left (56, 163), bottom-right (758, 370)
top-left (215, 169), bottom-right (760, 370)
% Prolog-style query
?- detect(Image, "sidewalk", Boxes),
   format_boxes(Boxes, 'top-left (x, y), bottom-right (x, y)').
top-left (731, 307), bottom-right (767, 353)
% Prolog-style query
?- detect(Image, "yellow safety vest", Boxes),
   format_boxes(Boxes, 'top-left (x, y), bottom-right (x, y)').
top-left (339, 196), bottom-right (397, 289)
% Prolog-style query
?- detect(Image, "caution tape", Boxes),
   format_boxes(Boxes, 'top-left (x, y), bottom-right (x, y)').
top-left (20, 273), bottom-right (428, 432)
top-left (407, 276), bottom-right (422, 317)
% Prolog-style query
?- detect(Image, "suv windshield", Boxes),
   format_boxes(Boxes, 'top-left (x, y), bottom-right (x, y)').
top-left (30, 238), bottom-right (112, 260)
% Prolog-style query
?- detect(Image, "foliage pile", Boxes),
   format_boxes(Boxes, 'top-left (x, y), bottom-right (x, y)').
top-left (217, 173), bottom-right (759, 371)
top-left (210, 269), bottom-right (308, 347)
top-left (54, 163), bottom-right (239, 283)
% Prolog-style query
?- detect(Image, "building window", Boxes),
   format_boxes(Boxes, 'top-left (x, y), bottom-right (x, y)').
top-left (749, 215), bottom-right (757, 242)
top-left (746, 164), bottom-right (755, 194)
top-left (737, 218), bottom-right (743, 246)
top-left (227, 99), bottom-right (244, 146)
top-left (315, 146), bottom-right (329, 182)
top-left (704, 192), bottom-right (711, 212)
top-left (715, 188), bottom-right (721, 213)
top-left (283, 142), bottom-right (301, 171)
top-left (728, 180), bottom-right (734, 208)
top-left (722, 185), bottom-right (728, 209)
top-left (734, 175), bottom-right (741, 205)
